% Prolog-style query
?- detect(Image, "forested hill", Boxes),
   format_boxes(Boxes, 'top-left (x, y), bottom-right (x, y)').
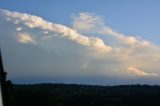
top-left (8, 83), bottom-right (160, 106)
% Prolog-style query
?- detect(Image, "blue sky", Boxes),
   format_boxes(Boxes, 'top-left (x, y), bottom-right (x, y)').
top-left (1, 0), bottom-right (160, 85)
top-left (1, 0), bottom-right (160, 43)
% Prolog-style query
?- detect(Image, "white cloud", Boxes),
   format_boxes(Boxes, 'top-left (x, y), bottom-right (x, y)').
top-left (17, 32), bottom-right (36, 44)
top-left (0, 9), bottom-right (111, 53)
top-left (101, 27), bottom-right (151, 47)
top-left (128, 67), bottom-right (157, 77)
top-left (16, 27), bottom-right (22, 31)
top-left (72, 12), bottom-right (151, 47)
top-left (1, 9), bottom-right (160, 84)
top-left (71, 12), bottom-right (160, 78)
top-left (72, 12), bottom-right (104, 32)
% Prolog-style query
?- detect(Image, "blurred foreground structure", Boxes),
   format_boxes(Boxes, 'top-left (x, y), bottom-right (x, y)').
top-left (0, 50), bottom-right (8, 106)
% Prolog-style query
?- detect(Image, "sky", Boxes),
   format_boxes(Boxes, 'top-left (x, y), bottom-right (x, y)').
top-left (1, 0), bottom-right (160, 85)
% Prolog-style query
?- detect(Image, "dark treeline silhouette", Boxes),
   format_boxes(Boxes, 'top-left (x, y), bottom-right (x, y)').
top-left (6, 83), bottom-right (160, 106)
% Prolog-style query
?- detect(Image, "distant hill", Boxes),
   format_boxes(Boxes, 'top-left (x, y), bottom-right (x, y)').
top-left (7, 83), bottom-right (160, 106)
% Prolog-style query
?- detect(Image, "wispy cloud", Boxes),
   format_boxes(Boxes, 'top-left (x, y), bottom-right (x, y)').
top-left (72, 12), bottom-right (151, 47)
top-left (72, 12), bottom-right (104, 32)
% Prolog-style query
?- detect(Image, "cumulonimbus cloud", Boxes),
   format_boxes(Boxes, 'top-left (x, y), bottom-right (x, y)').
top-left (0, 9), bottom-right (112, 53)
top-left (0, 9), bottom-right (160, 81)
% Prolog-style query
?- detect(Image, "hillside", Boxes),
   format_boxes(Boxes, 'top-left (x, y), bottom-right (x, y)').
top-left (7, 84), bottom-right (160, 106)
